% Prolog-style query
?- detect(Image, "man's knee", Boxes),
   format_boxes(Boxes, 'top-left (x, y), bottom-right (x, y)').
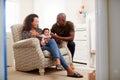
top-left (67, 41), bottom-right (75, 54)
top-left (67, 41), bottom-right (75, 48)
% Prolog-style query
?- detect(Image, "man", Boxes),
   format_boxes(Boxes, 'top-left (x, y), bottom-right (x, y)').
top-left (51, 13), bottom-right (75, 69)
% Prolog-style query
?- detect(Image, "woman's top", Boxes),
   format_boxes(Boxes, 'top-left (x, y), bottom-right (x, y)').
top-left (22, 27), bottom-right (42, 41)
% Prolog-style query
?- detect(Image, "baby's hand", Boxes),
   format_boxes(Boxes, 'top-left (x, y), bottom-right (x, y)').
top-left (44, 37), bottom-right (50, 43)
top-left (50, 32), bottom-right (54, 35)
top-left (40, 41), bottom-right (46, 46)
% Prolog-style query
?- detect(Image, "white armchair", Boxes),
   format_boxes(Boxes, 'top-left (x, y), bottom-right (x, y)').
top-left (11, 24), bottom-right (72, 75)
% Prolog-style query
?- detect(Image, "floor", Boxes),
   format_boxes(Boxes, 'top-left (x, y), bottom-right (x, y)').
top-left (7, 63), bottom-right (95, 80)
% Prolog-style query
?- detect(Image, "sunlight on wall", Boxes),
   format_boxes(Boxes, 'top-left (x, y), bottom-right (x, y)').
top-left (6, 1), bottom-right (20, 32)
top-left (34, 0), bottom-right (65, 29)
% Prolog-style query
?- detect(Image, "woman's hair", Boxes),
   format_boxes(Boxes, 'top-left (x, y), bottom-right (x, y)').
top-left (42, 28), bottom-right (49, 34)
top-left (22, 13), bottom-right (38, 31)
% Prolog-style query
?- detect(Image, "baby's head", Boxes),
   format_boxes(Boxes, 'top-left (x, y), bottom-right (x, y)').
top-left (42, 28), bottom-right (50, 36)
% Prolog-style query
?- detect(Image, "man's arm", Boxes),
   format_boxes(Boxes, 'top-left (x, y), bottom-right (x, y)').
top-left (51, 31), bottom-right (74, 41)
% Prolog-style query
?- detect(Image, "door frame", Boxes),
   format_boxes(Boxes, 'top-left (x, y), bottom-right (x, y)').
top-left (96, 0), bottom-right (109, 80)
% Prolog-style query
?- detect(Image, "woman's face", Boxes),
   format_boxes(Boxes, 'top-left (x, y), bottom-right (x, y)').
top-left (31, 17), bottom-right (39, 29)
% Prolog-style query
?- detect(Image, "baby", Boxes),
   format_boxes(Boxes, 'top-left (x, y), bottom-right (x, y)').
top-left (41, 28), bottom-right (51, 46)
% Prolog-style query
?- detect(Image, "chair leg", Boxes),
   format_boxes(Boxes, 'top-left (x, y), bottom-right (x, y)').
top-left (39, 68), bottom-right (45, 76)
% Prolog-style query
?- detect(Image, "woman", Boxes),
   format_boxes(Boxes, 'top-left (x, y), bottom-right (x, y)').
top-left (22, 13), bottom-right (83, 78)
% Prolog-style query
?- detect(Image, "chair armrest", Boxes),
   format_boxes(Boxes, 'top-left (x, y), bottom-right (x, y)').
top-left (13, 38), bottom-right (40, 48)
top-left (13, 38), bottom-right (45, 69)
top-left (13, 38), bottom-right (44, 58)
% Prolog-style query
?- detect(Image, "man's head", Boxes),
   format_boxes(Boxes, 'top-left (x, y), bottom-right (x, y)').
top-left (57, 13), bottom-right (66, 27)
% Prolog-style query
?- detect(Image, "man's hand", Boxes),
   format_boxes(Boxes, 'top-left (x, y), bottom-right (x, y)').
top-left (31, 31), bottom-right (41, 38)
top-left (50, 33), bottom-right (61, 44)
top-left (50, 33), bottom-right (59, 39)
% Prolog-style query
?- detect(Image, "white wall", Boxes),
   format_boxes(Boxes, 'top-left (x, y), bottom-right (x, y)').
top-left (6, 0), bottom-right (34, 32)
top-left (19, 0), bottom-right (34, 23)
top-left (64, 0), bottom-right (82, 25)
top-left (33, 0), bottom-right (65, 29)
top-left (64, 0), bottom-right (95, 27)
top-left (6, 0), bottom-right (95, 29)
top-left (108, 0), bottom-right (120, 80)
top-left (33, 0), bottom-right (95, 29)
top-left (6, 0), bottom-right (20, 32)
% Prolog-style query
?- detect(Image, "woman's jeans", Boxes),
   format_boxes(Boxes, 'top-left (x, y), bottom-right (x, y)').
top-left (41, 38), bottom-right (69, 70)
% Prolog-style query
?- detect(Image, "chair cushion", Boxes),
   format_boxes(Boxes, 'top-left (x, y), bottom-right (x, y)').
top-left (43, 47), bottom-right (68, 58)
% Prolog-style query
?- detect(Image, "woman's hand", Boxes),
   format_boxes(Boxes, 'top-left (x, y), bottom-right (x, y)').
top-left (36, 32), bottom-right (41, 38)
top-left (31, 31), bottom-right (41, 38)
